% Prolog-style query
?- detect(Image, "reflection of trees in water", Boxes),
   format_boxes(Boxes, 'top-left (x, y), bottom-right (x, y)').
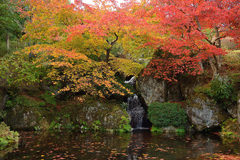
top-left (0, 143), bottom-right (18, 160)
top-left (126, 131), bottom-right (240, 160)
top-left (4, 131), bottom-right (240, 160)
top-left (127, 130), bottom-right (152, 160)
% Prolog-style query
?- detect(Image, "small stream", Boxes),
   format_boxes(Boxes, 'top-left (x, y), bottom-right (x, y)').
top-left (2, 130), bottom-right (240, 160)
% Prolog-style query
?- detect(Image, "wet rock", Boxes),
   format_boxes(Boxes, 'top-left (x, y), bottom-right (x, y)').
top-left (184, 93), bottom-right (228, 132)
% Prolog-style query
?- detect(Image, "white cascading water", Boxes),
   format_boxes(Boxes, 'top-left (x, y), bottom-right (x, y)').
top-left (125, 77), bottom-right (150, 130)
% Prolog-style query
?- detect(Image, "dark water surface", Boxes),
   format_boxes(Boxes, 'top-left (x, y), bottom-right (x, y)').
top-left (2, 130), bottom-right (240, 160)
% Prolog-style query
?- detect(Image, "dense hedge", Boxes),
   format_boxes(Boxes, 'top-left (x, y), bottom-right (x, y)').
top-left (148, 102), bottom-right (187, 128)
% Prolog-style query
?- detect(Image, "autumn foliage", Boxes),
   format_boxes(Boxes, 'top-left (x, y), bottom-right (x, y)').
top-left (132, 0), bottom-right (240, 81)
top-left (2, 0), bottom-right (239, 98)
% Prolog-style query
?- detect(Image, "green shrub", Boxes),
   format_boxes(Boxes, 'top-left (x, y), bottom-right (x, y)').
top-left (0, 53), bottom-right (42, 88)
top-left (40, 91), bottom-right (56, 106)
top-left (148, 102), bottom-right (187, 128)
top-left (207, 74), bottom-right (236, 108)
top-left (0, 122), bottom-right (19, 146)
top-left (6, 95), bottom-right (45, 108)
top-left (119, 115), bottom-right (131, 132)
top-left (120, 102), bottom-right (128, 109)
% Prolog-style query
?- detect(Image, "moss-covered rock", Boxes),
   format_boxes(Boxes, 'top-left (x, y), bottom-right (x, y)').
top-left (72, 98), bottom-right (131, 131)
top-left (184, 93), bottom-right (229, 132)
top-left (5, 95), bottom-right (131, 131)
top-left (220, 118), bottom-right (239, 138)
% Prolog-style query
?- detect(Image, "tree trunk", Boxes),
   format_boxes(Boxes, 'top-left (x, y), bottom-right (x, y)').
top-left (214, 26), bottom-right (222, 70)
top-left (6, 34), bottom-right (9, 50)
top-left (208, 56), bottom-right (218, 78)
top-left (208, 26), bottom-right (222, 79)
top-left (105, 33), bottom-right (118, 64)
top-left (105, 49), bottom-right (111, 64)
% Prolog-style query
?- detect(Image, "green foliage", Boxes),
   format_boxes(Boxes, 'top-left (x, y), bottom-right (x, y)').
top-left (0, 53), bottom-right (42, 89)
top-left (151, 126), bottom-right (164, 132)
top-left (79, 120), bottom-right (89, 130)
top-left (0, 40), bottom-right (25, 57)
top-left (119, 116), bottom-right (131, 132)
top-left (120, 102), bottom-right (128, 110)
top-left (49, 121), bottom-right (61, 130)
top-left (92, 120), bottom-right (102, 131)
top-left (115, 75), bottom-right (134, 97)
top-left (6, 95), bottom-right (45, 108)
top-left (207, 74), bottom-right (236, 109)
top-left (0, 122), bottom-right (19, 146)
top-left (40, 91), bottom-right (57, 106)
top-left (0, 110), bottom-right (6, 121)
top-left (220, 118), bottom-right (239, 139)
top-left (148, 102), bottom-right (187, 128)
top-left (194, 85), bottom-right (211, 94)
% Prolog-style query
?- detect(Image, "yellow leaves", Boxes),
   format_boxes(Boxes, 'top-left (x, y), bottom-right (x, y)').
top-left (109, 57), bottom-right (144, 77)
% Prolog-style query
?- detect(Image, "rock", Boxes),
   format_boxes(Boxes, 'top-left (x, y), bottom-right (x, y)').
top-left (5, 105), bottom-right (42, 130)
top-left (75, 99), bottom-right (130, 130)
top-left (184, 93), bottom-right (228, 132)
top-left (5, 96), bottom-right (130, 131)
top-left (137, 76), bottom-right (166, 106)
top-left (227, 105), bottom-right (238, 119)
top-left (179, 75), bottom-right (203, 99)
top-left (137, 73), bottom-right (202, 106)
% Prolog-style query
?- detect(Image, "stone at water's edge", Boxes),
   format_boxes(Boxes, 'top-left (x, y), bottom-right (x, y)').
top-left (184, 93), bottom-right (229, 132)
top-left (5, 105), bottom-right (43, 130)
top-left (75, 100), bottom-right (130, 130)
top-left (4, 97), bottom-right (130, 131)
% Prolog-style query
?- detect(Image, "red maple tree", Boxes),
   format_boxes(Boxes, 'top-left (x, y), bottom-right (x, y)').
top-left (132, 0), bottom-right (240, 81)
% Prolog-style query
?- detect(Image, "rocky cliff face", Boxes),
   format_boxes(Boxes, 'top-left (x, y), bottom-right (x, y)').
top-left (137, 74), bottom-right (202, 106)
top-left (137, 72), bottom-right (237, 132)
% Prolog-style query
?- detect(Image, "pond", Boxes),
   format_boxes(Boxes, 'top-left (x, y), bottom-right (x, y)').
top-left (1, 130), bottom-right (240, 160)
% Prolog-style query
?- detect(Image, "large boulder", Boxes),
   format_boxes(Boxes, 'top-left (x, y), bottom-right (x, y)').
top-left (5, 104), bottom-right (43, 130)
top-left (184, 93), bottom-right (229, 131)
top-left (137, 73), bottom-right (202, 106)
top-left (137, 76), bottom-right (166, 106)
top-left (74, 99), bottom-right (130, 130)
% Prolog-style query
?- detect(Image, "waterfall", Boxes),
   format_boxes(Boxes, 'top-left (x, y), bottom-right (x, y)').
top-left (125, 77), bottom-right (151, 130)
top-left (127, 94), bottom-right (145, 129)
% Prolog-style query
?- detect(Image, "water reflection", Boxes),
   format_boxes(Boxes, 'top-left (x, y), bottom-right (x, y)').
top-left (2, 130), bottom-right (240, 160)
